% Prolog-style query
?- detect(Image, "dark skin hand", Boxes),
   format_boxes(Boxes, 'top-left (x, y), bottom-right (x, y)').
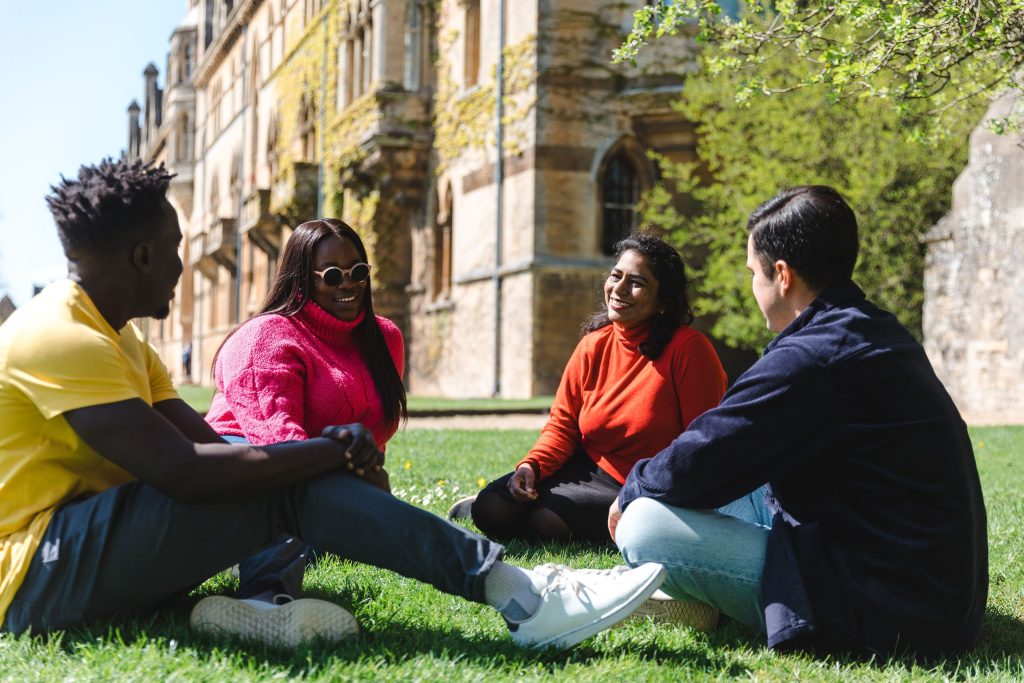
top-left (64, 398), bottom-right (376, 503)
top-left (321, 424), bottom-right (390, 494)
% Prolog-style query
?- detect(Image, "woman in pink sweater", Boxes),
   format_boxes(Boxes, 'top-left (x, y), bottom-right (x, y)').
top-left (205, 218), bottom-right (407, 603)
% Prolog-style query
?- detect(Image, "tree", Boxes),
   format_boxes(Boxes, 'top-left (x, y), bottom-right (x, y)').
top-left (616, 1), bottom-right (1024, 138)
top-left (639, 26), bottom-right (982, 349)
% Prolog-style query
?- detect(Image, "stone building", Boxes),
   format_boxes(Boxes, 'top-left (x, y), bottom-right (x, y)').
top-left (923, 90), bottom-right (1024, 425)
top-left (0, 295), bottom-right (15, 325)
top-left (129, 0), bottom-right (707, 397)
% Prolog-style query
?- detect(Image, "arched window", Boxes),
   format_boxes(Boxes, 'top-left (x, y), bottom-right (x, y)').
top-left (464, 0), bottom-right (480, 88)
top-left (299, 94), bottom-right (316, 162)
top-left (433, 183), bottom-right (454, 300)
top-left (600, 151), bottom-right (641, 256)
top-left (176, 111), bottom-right (194, 162)
top-left (403, 1), bottom-right (424, 91)
top-left (267, 113), bottom-right (280, 178)
top-left (209, 174), bottom-right (221, 220)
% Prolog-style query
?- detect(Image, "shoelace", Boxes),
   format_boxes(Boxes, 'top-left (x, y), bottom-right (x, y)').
top-left (531, 564), bottom-right (633, 598)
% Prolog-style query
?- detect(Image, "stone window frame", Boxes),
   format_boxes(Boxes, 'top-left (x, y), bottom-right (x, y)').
top-left (462, 0), bottom-right (481, 89)
top-left (432, 181), bottom-right (455, 302)
top-left (595, 136), bottom-right (656, 256)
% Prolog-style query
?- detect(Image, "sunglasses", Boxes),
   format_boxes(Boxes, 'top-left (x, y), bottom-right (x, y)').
top-left (314, 263), bottom-right (371, 286)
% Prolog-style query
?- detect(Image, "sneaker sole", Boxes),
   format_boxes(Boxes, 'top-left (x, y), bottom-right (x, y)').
top-left (190, 596), bottom-right (359, 648)
top-left (538, 564), bottom-right (667, 650)
top-left (627, 596), bottom-right (720, 631)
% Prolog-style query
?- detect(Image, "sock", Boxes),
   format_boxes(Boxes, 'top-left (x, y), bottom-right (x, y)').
top-left (484, 561), bottom-right (541, 622)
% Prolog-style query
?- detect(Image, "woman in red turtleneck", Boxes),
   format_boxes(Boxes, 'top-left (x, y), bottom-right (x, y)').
top-left (452, 233), bottom-right (727, 544)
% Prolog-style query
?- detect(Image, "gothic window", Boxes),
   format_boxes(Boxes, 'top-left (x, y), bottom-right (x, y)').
top-left (299, 94), bottom-right (316, 162)
top-left (176, 112), bottom-right (194, 162)
top-left (210, 174), bottom-right (221, 220)
top-left (600, 151), bottom-right (641, 256)
top-left (464, 0), bottom-right (480, 88)
top-left (403, 1), bottom-right (425, 91)
top-left (210, 80), bottom-right (223, 137)
top-left (433, 183), bottom-right (454, 300)
top-left (183, 35), bottom-right (195, 80)
top-left (267, 113), bottom-right (280, 178)
top-left (361, 19), bottom-right (373, 94)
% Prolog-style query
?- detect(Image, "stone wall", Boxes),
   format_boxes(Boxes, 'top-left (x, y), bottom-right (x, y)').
top-left (923, 90), bottom-right (1024, 425)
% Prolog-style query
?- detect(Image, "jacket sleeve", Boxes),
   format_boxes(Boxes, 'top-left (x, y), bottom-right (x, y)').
top-left (619, 344), bottom-right (838, 511)
top-left (517, 337), bottom-right (589, 479)
top-left (673, 332), bottom-right (728, 429)
top-left (213, 319), bottom-right (309, 445)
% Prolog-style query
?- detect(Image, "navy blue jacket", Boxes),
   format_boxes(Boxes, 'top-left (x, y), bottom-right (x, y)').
top-left (619, 280), bottom-right (987, 657)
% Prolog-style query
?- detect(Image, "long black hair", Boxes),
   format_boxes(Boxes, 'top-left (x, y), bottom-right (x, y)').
top-left (582, 232), bottom-right (695, 360)
top-left (217, 218), bottom-right (407, 428)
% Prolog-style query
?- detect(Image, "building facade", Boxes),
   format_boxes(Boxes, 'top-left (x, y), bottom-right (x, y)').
top-left (130, 0), bottom-right (702, 396)
top-left (923, 90), bottom-right (1024, 425)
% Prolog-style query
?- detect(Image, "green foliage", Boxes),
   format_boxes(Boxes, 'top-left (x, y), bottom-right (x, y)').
top-left (615, 1), bottom-right (1024, 138)
top-left (2, 426), bottom-right (1023, 680)
top-left (640, 27), bottom-right (981, 349)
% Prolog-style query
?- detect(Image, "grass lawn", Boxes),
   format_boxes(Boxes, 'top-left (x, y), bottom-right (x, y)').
top-left (174, 386), bottom-right (552, 416)
top-left (3, 427), bottom-right (1023, 681)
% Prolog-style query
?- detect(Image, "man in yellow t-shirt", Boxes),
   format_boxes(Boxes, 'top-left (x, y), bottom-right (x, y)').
top-left (0, 157), bottom-right (667, 651)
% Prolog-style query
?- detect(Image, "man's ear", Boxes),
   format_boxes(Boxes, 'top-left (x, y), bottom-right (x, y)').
top-left (774, 260), bottom-right (793, 294)
top-left (131, 242), bottom-right (152, 274)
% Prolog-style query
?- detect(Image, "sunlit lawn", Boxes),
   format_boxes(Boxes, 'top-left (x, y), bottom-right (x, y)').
top-left (175, 384), bottom-right (552, 417)
top-left (2, 427), bottom-right (1023, 681)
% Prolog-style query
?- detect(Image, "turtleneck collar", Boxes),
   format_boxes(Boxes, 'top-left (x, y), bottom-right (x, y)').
top-left (298, 298), bottom-right (366, 343)
top-left (612, 320), bottom-right (652, 349)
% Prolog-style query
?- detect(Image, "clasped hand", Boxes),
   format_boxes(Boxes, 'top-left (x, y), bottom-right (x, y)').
top-left (321, 424), bottom-right (389, 493)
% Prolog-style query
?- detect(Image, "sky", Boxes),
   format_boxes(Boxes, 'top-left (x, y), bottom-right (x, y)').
top-left (0, 1), bottom-right (188, 306)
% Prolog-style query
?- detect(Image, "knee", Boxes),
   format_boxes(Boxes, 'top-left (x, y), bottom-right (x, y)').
top-left (527, 508), bottom-right (571, 542)
top-left (616, 497), bottom-right (689, 564)
top-left (470, 490), bottom-right (518, 538)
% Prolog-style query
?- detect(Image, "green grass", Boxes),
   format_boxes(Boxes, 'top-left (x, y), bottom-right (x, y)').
top-left (406, 396), bottom-right (553, 413)
top-left (3, 427), bottom-right (1024, 681)
top-left (176, 384), bottom-right (216, 414)
top-left (175, 385), bottom-right (553, 415)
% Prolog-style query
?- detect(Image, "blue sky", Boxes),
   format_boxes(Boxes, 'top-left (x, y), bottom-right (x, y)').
top-left (0, 1), bottom-right (187, 306)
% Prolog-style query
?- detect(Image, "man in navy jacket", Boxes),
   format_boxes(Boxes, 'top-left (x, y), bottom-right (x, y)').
top-left (609, 185), bottom-right (987, 658)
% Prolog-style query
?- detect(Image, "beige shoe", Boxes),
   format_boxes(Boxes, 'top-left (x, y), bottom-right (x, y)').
top-left (190, 595), bottom-right (359, 648)
top-left (628, 590), bottom-right (719, 631)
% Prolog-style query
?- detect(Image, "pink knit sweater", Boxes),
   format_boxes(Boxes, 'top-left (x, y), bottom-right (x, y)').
top-left (205, 299), bottom-right (404, 448)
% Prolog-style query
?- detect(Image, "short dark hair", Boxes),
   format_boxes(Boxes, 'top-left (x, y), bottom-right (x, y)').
top-left (583, 231), bottom-right (695, 360)
top-left (747, 185), bottom-right (859, 292)
top-left (46, 158), bottom-right (174, 256)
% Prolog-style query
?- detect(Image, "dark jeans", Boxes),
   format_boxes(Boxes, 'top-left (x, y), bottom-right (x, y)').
top-left (2, 471), bottom-right (503, 634)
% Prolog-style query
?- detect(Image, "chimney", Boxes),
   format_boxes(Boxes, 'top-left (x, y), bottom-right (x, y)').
top-left (127, 100), bottom-right (141, 160)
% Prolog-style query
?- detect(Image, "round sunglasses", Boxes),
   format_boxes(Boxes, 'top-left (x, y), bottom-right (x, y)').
top-left (314, 263), bottom-right (371, 286)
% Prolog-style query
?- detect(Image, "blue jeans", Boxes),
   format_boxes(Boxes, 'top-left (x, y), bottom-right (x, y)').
top-left (616, 486), bottom-right (773, 632)
top-left (221, 435), bottom-right (306, 601)
top-left (2, 471), bottom-right (502, 634)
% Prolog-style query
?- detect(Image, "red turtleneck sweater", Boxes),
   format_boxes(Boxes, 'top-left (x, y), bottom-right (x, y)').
top-left (205, 300), bottom-right (404, 447)
top-left (519, 323), bottom-right (727, 484)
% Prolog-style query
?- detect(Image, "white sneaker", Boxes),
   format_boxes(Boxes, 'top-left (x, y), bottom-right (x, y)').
top-left (627, 589), bottom-right (720, 631)
top-left (508, 562), bottom-right (666, 650)
top-left (190, 595), bottom-right (359, 648)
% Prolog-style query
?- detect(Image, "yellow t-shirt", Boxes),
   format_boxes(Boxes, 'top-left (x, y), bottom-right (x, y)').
top-left (0, 279), bottom-right (178, 623)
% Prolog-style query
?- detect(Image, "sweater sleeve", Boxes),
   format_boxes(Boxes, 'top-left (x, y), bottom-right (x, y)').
top-left (378, 316), bottom-right (405, 377)
top-left (674, 332), bottom-right (729, 429)
top-left (518, 337), bottom-right (588, 479)
top-left (214, 317), bottom-right (309, 445)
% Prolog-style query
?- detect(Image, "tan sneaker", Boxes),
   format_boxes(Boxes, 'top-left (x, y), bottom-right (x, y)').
top-left (190, 595), bottom-right (359, 648)
top-left (628, 590), bottom-right (719, 631)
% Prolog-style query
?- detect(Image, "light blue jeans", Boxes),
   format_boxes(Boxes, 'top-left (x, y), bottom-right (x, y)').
top-left (616, 485), bottom-right (773, 632)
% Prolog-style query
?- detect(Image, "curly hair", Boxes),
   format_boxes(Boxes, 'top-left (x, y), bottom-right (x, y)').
top-left (582, 232), bottom-right (695, 360)
top-left (45, 157), bottom-right (175, 255)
